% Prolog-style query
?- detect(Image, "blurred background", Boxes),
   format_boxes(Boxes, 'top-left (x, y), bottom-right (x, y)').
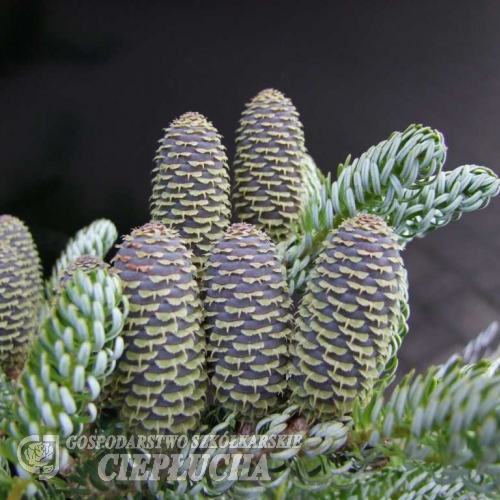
top-left (1, 0), bottom-right (500, 375)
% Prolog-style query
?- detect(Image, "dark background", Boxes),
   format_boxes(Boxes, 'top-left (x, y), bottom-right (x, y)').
top-left (2, 0), bottom-right (500, 374)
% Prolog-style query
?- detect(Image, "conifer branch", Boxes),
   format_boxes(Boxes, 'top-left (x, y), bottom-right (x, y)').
top-left (461, 322), bottom-right (500, 364)
top-left (279, 125), bottom-right (448, 293)
top-left (354, 358), bottom-right (500, 492)
top-left (388, 165), bottom-right (500, 243)
top-left (1, 265), bottom-right (128, 493)
top-left (45, 219), bottom-right (118, 299)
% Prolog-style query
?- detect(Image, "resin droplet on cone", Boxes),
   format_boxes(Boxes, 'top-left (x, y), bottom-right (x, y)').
top-left (150, 112), bottom-right (231, 269)
top-left (203, 223), bottom-right (291, 420)
top-left (111, 222), bottom-right (207, 435)
top-left (289, 214), bottom-right (404, 419)
top-left (233, 89), bottom-right (306, 241)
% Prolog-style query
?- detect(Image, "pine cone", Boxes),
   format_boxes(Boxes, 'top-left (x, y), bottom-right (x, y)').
top-left (233, 89), bottom-right (306, 241)
top-left (0, 243), bottom-right (32, 376)
top-left (0, 215), bottom-right (43, 374)
top-left (289, 214), bottom-right (404, 420)
top-left (203, 223), bottom-right (292, 420)
top-left (111, 222), bottom-right (207, 435)
top-left (0, 215), bottom-right (43, 312)
top-left (58, 255), bottom-right (108, 292)
top-left (150, 112), bottom-right (231, 269)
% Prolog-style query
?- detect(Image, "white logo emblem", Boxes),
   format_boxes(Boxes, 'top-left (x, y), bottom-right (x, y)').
top-left (17, 435), bottom-right (59, 479)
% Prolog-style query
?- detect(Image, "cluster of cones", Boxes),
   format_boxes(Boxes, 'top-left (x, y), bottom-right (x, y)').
top-left (0, 89), bottom-right (405, 439)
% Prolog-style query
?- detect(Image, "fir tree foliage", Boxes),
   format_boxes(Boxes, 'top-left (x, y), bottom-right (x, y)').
top-left (297, 465), bottom-right (492, 500)
top-left (300, 153), bottom-right (324, 206)
top-left (279, 125), bottom-right (500, 294)
top-left (353, 356), bottom-right (500, 494)
top-left (0, 260), bottom-right (128, 496)
top-left (459, 321), bottom-right (500, 364)
top-left (45, 219), bottom-right (118, 300)
top-left (0, 369), bottom-right (13, 428)
top-left (386, 164), bottom-right (500, 243)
